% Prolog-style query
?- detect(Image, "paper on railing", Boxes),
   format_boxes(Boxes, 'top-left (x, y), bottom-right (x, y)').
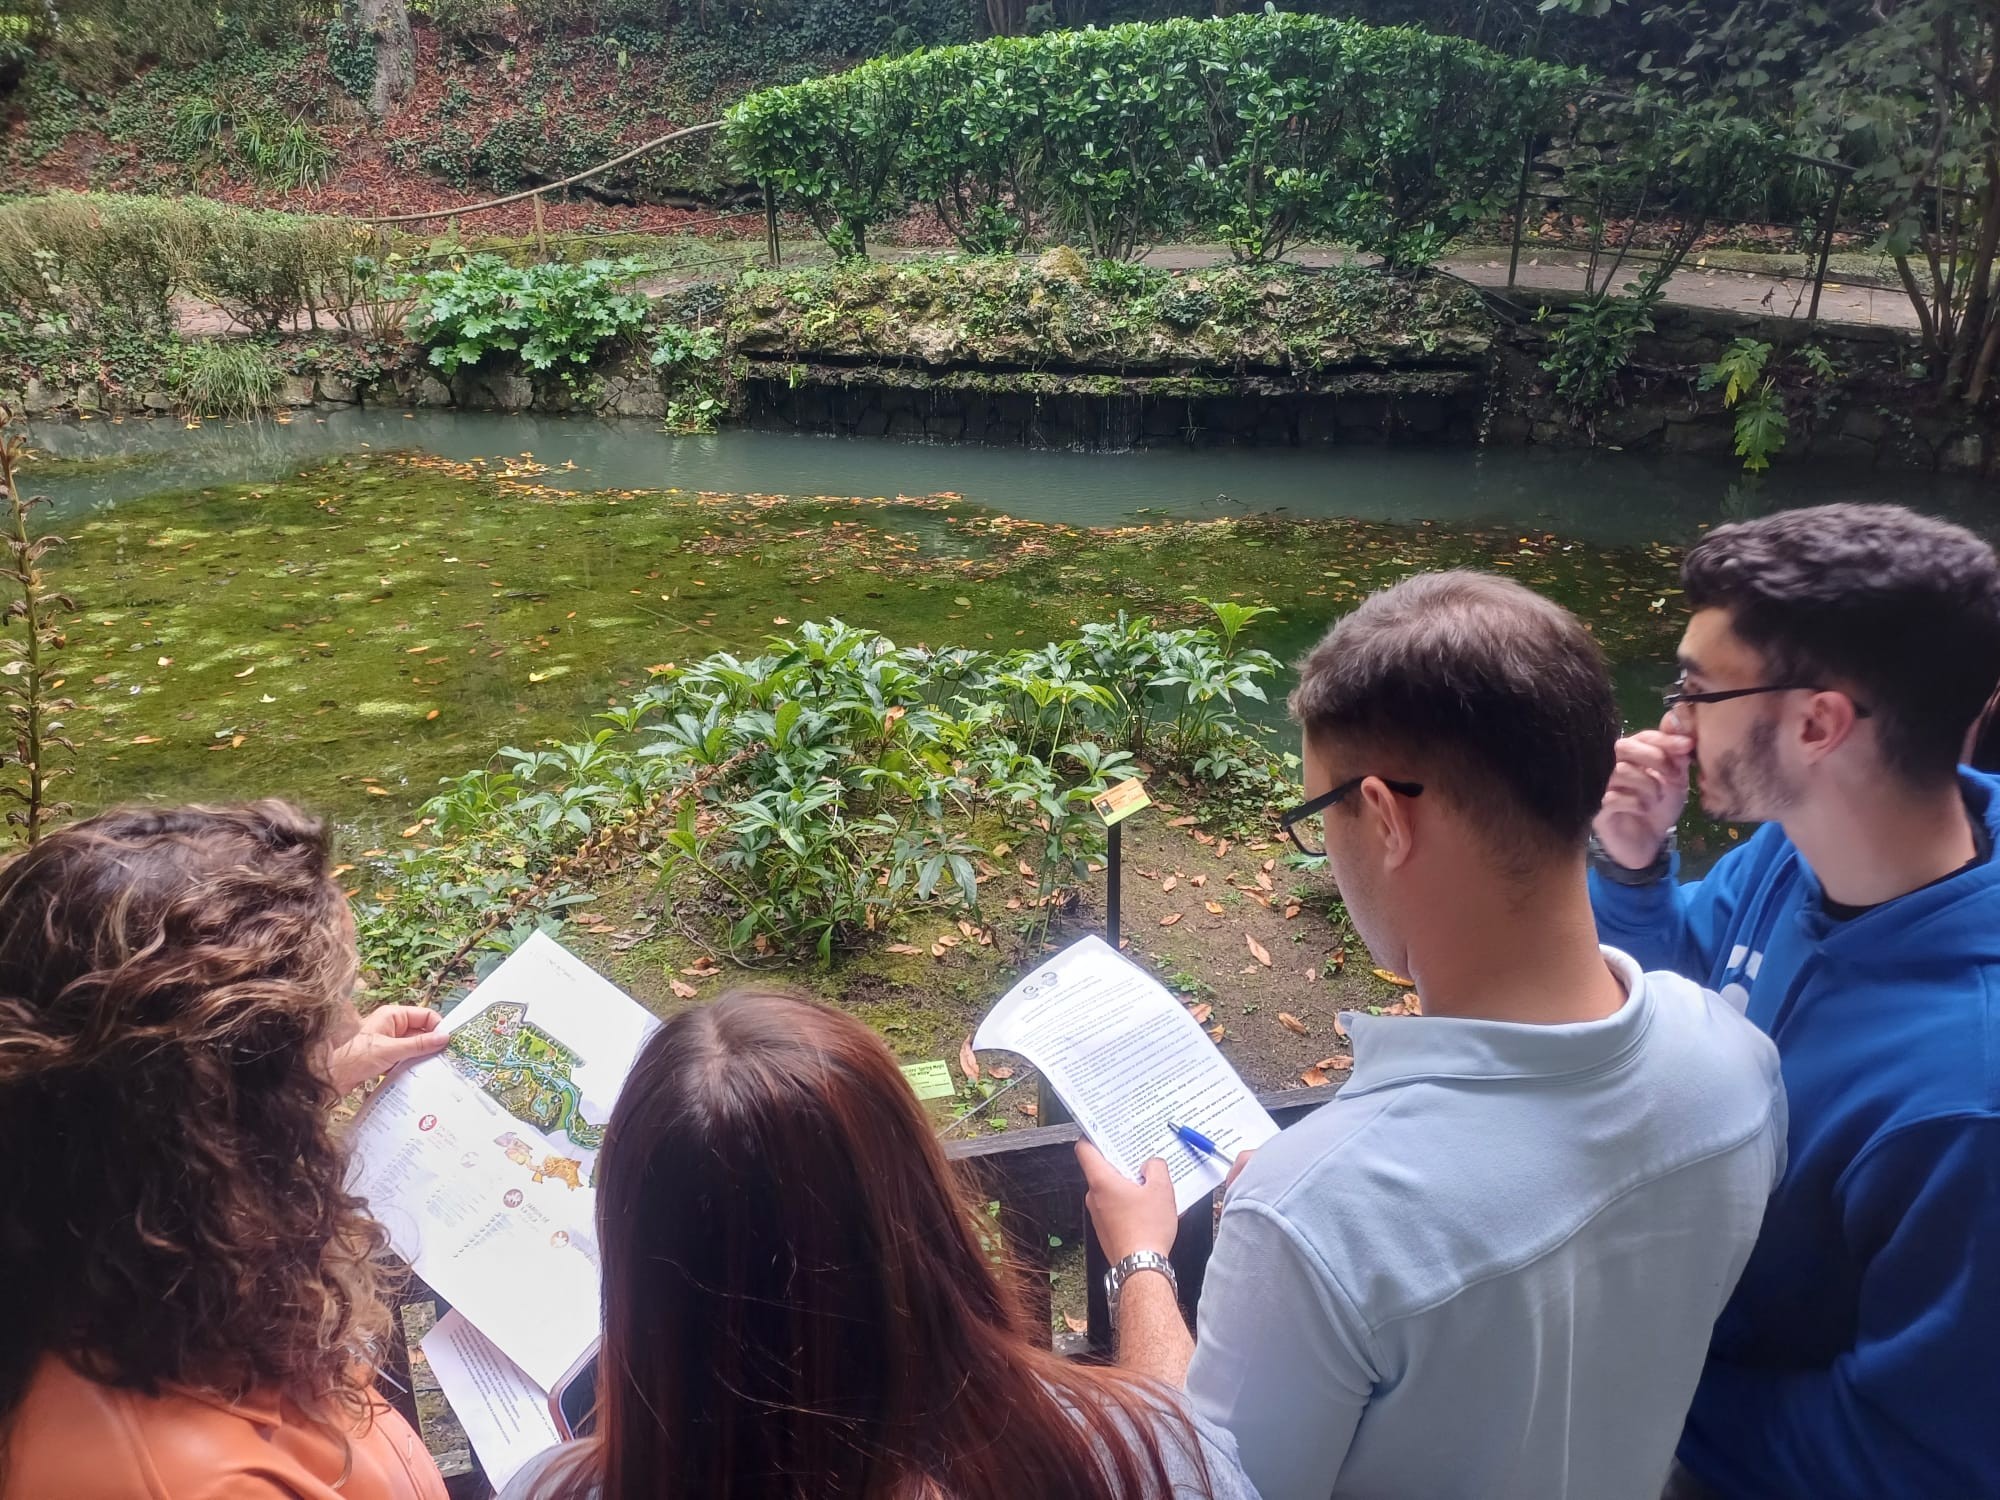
top-left (973, 934), bottom-right (1277, 1213)
top-left (346, 933), bottom-right (657, 1389)
top-left (420, 1311), bottom-right (562, 1491)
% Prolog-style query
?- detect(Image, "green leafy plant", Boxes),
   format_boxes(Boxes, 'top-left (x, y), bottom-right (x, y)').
top-left (402, 254), bottom-right (651, 384)
top-left (1536, 284), bottom-right (1662, 416)
top-left (171, 338), bottom-right (280, 419)
top-left (1699, 337), bottom-right (1844, 473)
top-left (0, 407), bottom-right (77, 846)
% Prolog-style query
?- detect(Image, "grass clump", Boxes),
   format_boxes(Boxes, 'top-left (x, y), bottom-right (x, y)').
top-left (171, 339), bottom-right (280, 418)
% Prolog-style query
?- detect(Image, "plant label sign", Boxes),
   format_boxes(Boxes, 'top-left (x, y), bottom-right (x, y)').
top-left (1092, 776), bottom-right (1152, 828)
top-left (900, 1059), bottom-right (958, 1101)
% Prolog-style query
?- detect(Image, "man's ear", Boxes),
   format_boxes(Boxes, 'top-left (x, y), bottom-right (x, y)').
top-left (1358, 774), bottom-right (1416, 870)
top-left (1798, 690), bottom-right (1864, 763)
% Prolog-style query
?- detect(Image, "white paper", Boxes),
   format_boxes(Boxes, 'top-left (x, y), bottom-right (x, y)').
top-left (973, 934), bottom-right (1278, 1213)
top-left (346, 932), bottom-right (658, 1388)
top-left (421, 1310), bottom-right (563, 1491)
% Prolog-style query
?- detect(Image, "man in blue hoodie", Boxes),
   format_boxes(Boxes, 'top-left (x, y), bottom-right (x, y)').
top-left (1590, 502), bottom-right (2000, 1500)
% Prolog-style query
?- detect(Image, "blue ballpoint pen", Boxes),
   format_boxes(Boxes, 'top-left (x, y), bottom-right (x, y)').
top-left (1168, 1121), bottom-right (1230, 1165)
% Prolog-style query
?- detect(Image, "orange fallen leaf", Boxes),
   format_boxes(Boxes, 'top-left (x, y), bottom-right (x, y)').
top-left (1315, 1054), bottom-right (1355, 1072)
top-left (1188, 1003), bottom-right (1212, 1023)
top-left (1333, 1014), bottom-right (1348, 1037)
top-left (1161, 875), bottom-right (1178, 893)
top-left (1284, 903), bottom-right (1301, 919)
top-left (1372, 968), bottom-right (1417, 987)
top-left (886, 943), bottom-right (922, 955)
top-left (1217, 838), bottom-right (1232, 857)
top-left (425, 708), bottom-right (440, 721)
top-left (1159, 912), bottom-right (1183, 927)
top-left (365, 785), bottom-right (390, 796)
top-left (1206, 901), bottom-right (1225, 915)
top-left (669, 978), bottom-right (698, 1000)
top-left (1247, 934), bottom-right (1273, 967)
top-left (1301, 1066), bottom-right (1330, 1087)
top-left (400, 823), bottom-right (422, 838)
top-left (1064, 1314), bottom-right (1088, 1334)
top-left (1018, 859), bottom-right (1035, 878)
top-left (1262, 858), bottom-right (1276, 873)
top-left (1305, 966), bottom-right (1318, 984)
top-left (958, 918), bottom-right (978, 939)
top-left (959, 1036), bottom-right (981, 1083)
top-left (988, 1065), bottom-right (1014, 1080)
top-left (1193, 831), bottom-right (1215, 846)
top-left (1278, 1011), bottom-right (1309, 1035)
top-left (1255, 872), bottom-right (1274, 891)
top-left (1190, 874), bottom-right (1207, 888)
top-left (931, 942), bottom-right (948, 958)
top-left (1169, 815), bottom-right (1198, 827)
top-left (1207, 1024), bottom-right (1227, 1042)
top-left (131, 733), bottom-right (163, 745)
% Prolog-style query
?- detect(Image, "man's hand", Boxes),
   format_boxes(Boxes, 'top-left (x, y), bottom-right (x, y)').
top-left (1077, 1141), bottom-right (1178, 1264)
top-left (1594, 714), bottom-right (1694, 869)
top-left (327, 1004), bottom-right (448, 1094)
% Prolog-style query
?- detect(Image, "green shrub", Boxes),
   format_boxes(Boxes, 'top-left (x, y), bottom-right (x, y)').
top-left (402, 254), bottom-right (651, 383)
top-left (171, 338), bottom-right (280, 419)
top-left (727, 13), bottom-right (1585, 264)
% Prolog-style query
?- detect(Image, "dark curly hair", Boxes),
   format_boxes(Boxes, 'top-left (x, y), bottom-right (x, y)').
top-left (1683, 503), bottom-right (2000, 784)
top-left (0, 801), bottom-right (392, 1446)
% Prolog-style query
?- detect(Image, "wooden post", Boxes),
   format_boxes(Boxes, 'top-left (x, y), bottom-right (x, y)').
top-left (1105, 821), bottom-right (1122, 948)
top-left (1507, 135), bottom-right (1536, 292)
top-left (765, 185), bottom-right (781, 268)
top-left (533, 192), bottom-right (548, 261)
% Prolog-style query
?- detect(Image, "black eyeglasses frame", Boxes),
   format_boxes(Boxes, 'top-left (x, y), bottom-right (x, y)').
top-left (1278, 776), bottom-right (1424, 858)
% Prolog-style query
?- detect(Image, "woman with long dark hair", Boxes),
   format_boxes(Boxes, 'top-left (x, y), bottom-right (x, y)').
top-left (0, 802), bottom-right (449, 1500)
top-left (504, 991), bottom-right (1257, 1500)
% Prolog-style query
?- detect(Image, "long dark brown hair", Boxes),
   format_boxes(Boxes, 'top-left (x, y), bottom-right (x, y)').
top-left (0, 802), bottom-right (392, 1439)
top-left (540, 991), bottom-right (1215, 1500)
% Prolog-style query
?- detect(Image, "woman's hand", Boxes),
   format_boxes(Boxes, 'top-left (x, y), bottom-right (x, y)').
top-left (327, 1004), bottom-right (449, 1094)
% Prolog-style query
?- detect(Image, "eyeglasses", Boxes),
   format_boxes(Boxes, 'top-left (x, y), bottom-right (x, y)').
top-left (1662, 679), bottom-right (1872, 718)
top-left (1278, 776), bottom-right (1424, 858)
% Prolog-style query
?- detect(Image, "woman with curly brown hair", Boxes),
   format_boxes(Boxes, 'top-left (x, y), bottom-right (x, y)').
top-left (0, 801), bottom-right (450, 1500)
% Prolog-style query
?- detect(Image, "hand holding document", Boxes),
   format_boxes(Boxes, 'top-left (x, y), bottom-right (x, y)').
top-left (974, 934), bottom-right (1278, 1213)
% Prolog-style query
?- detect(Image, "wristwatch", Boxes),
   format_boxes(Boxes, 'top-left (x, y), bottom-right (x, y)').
top-left (1589, 827), bottom-right (1676, 886)
top-left (1105, 1250), bottom-right (1178, 1330)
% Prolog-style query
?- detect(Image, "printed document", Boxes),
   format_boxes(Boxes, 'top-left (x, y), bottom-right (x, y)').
top-left (421, 1311), bottom-right (561, 1491)
top-left (973, 934), bottom-right (1278, 1212)
top-left (346, 932), bottom-right (658, 1389)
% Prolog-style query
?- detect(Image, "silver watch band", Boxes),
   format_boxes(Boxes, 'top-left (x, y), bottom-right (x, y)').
top-left (1105, 1250), bottom-right (1177, 1329)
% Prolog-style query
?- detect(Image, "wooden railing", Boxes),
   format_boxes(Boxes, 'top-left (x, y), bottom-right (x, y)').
top-left (946, 1083), bottom-right (1341, 1355)
top-left (386, 1082), bottom-right (1343, 1493)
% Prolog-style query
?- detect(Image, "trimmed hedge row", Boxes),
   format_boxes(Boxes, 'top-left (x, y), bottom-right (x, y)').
top-left (726, 14), bottom-right (1585, 263)
top-left (0, 193), bottom-right (376, 333)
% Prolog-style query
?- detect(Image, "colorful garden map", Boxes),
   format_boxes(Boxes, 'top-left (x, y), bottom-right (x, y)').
top-left (446, 1000), bottom-right (608, 1155)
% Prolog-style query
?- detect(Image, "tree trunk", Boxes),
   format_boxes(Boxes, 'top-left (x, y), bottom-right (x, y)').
top-left (360, 0), bottom-right (415, 119)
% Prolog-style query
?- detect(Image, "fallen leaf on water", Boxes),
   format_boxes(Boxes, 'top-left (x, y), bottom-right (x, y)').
top-left (527, 670), bottom-right (553, 683)
top-left (1301, 1066), bottom-right (1330, 1087)
top-left (773, 617), bottom-right (790, 625)
top-left (669, 978), bottom-right (697, 1000)
top-left (1159, 912), bottom-right (1183, 927)
top-left (1316, 1054), bottom-right (1355, 1072)
top-left (131, 733), bottom-right (162, 745)
top-left (1161, 875), bottom-right (1178, 893)
top-left (425, 709), bottom-right (440, 721)
top-left (233, 666), bottom-right (255, 678)
top-left (959, 1036), bottom-right (981, 1083)
top-left (1372, 968), bottom-right (1417, 987)
top-left (1247, 934), bottom-right (1273, 967)
top-left (400, 823), bottom-right (422, 838)
top-left (365, 785), bottom-right (390, 796)
top-left (157, 656), bottom-right (172, 667)
top-left (1205, 901), bottom-right (1225, 915)
top-left (1278, 1011), bottom-right (1309, 1035)
top-left (1188, 1003), bottom-right (1212, 1023)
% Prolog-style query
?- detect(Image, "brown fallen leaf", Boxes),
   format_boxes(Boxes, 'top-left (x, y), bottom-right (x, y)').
top-left (1217, 838), bottom-right (1232, 857)
top-left (938, 933), bottom-right (961, 948)
top-left (1159, 912), bottom-right (1183, 927)
top-left (1372, 968), bottom-right (1417, 987)
top-left (1169, 815), bottom-right (1198, 827)
top-left (931, 943), bottom-right (948, 958)
top-left (1005, 897), bottom-right (1022, 910)
top-left (1205, 901), bottom-right (1225, 915)
top-left (1207, 1024), bottom-right (1227, 1042)
top-left (885, 943), bottom-right (922, 955)
top-left (957, 919), bottom-right (978, 939)
top-left (1333, 1014), bottom-right (1349, 1037)
top-left (1305, 966), bottom-right (1318, 984)
top-left (1301, 1066), bottom-right (1330, 1087)
top-left (1315, 1054), bottom-right (1355, 1072)
top-left (365, 785), bottom-right (389, 796)
top-left (1284, 903), bottom-right (1301, 920)
top-left (1188, 1003), bottom-right (1213, 1023)
top-left (669, 978), bottom-right (698, 1000)
top-left (1193, 831), bottom-right (1216, 846)
top-left (425, 709), bottom-right (441, 721)
top-left (1018, 1102), bottom-right (1038, 1118)
top-left (978, 929), bottom-right (994, 946)
top-left (1190, 874), bottom-right (1207, 888)
top-left (1255, 872), bottom-right (1274, 892)
top-left (1161, 875), bottom-right (1178, 893)
top-left (1278, 1011), bottom-right (1309, 1036)
top-left (959, 1036), bottom-right (981, 1083)
top-left (1262, 858), bottom-right (1276, 873)
top-left (1018, 859), bottom-right (1035, 878)
top-left (1247, 934), bottom-right (1273, 967)
top-left (988, 1065), bottom-right (1015, 1080)
top-left (1065, 1314), bottom-right (1089, 1334)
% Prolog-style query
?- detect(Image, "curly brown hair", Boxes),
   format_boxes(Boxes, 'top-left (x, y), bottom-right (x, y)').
top-left (0, 801), bottom-right (393, 1440)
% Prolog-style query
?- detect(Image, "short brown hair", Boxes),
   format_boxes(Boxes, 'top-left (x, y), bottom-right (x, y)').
top-left (1289, 571), bottom-right (1618, 856)
top-left (0, 802), bottom-right (390, 1441)
top-left (1683, 503), bottom-right (2000, 784)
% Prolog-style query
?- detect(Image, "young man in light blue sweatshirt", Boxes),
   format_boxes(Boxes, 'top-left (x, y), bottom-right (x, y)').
top-left (1590, 502), bottom-right (2000, 1500)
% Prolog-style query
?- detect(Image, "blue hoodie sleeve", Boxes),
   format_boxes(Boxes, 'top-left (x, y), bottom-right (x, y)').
top-left (1588, 837), bottom-right (1762, 982)
top-left (1685, 1114), bottom-right (2000, 1497)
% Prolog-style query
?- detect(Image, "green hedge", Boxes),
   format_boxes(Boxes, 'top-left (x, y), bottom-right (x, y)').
top-left (0, 193), bottom-right (375, 333)
top-left (726, 14), bottom-right (1584, 263)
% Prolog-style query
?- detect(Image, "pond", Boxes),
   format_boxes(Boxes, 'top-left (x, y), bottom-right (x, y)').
top-left (22, 411), bottom-right (1994, 856)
